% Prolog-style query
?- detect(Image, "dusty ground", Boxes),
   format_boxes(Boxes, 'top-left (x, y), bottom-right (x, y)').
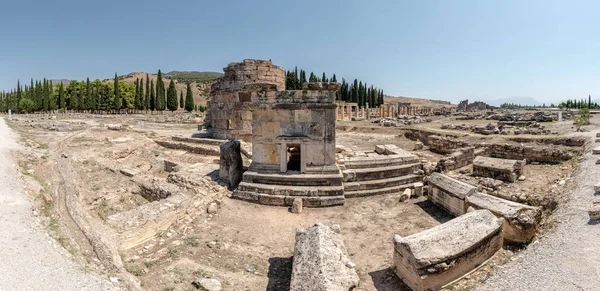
top-left (3, 110), bottom-right (592, 291)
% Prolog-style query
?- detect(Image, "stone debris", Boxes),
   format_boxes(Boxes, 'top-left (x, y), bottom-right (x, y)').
top-left (119, 168), bottom-right (140, 177)
top-left (589, 205), bottom-right (600, 221)
top-left (595, 182), bottom-right (600, 193)
top-left (163, 160), bottom-right (180, 173)
top-left (414, 141), bottom-right (424, 151)
top-left (597, 157), bottom-right (600, 165)
top-left (206, 201), bottom-right (219, 215)
top-left (466, 192), bottom-right (541, 243)
top-left (219, 140), bottom-right (243, 190)
top-left (290, 223), bottom-right (359, 291)
top-left (292, 198), bottom-right (303, 214)
top-left (393, 209), bottom-right (504, 291)
top-left (192, 278), bottom-right (222, 291)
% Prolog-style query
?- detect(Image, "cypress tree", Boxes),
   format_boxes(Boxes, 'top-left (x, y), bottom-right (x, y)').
top-left (77, 82), bottom-right (84, 110)
top-left (179, 91), bottom-right (184, 109)
top-left (113, 73), bottom-right (122, 110)
top-left (58, 83), bottom-right (65, 110)
top-left (332, 74), bottom-right (337, 83)
top-left (145, 74), bottom-right (150, 112)
top-left (156, 70), bottom-right (165, 111)
top-left (309, 72), bottom-right (318, 82)
top-left (134, 78), bottom-right (141, 111)
top-left (49, 82), bottom-right (56, 111)
top-left (16, 80), bottom-right (22, 103)
top-left (85, 78), bottom-right (92, 111)
top-left (185, 83), bottom-right (194, 112)
top-left (166, 79), bottom-right (178, 111)
top-left (150, 79), bottom-right (155, 111)
top-left (352, 79), bottom-right (358, 103)
top-left (322, 72), bottom-right (327, 82)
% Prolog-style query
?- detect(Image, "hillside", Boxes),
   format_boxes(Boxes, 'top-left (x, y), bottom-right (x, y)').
top-left (384, 95), bottom-right (456, 109)
top-left (119, 71), bottom-right (222, 108)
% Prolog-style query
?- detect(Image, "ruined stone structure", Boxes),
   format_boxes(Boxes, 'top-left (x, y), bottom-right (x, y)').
top-left (428, 172), bottom-right (477, 216)
top-left (336, 101), bottom-right (365, 121)
top-left (379, 103), bottom-right (397, 118)
top-left (234, 81), bottom-right (345, 207)
top-left (472, 156), bottom-right (525, 182)
top-left (393, 209), bottom-right (504, 291)
top-left (457, 99), bottom-right (493, 112)
top-left (290, 223), bottom-right (359, 291)
top-left (206, 59), bottom-right (285, 141)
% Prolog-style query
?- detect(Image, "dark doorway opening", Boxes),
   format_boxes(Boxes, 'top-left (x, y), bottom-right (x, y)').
top-left (286, 144), bottom-right (301, 172)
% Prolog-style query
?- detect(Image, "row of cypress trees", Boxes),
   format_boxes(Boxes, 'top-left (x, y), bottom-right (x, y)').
top-left (284, 67), bottom-right (385, 108)
top-left (0, 70), bottom-right (196, 113)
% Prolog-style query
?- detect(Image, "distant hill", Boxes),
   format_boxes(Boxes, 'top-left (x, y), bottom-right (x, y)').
top-left (484, 97), bottom-right (542, 107)
top-left (385, 95), bottom-right (456, 109)
top-left (164, 71), bottom-right (223, 83)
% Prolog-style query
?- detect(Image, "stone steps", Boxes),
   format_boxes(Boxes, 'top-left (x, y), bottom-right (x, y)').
top-left (343, 163), bottom-right (421, 182)
top-left (232, 191), bottom-right (344, 207)
top-left (343, 174), bottom-right (422, 192)
top-left (344, 183), bottom-right (415, 198)
top-left (242, 170), bottom-right (343, 186)
top-left (342, 155), bottom-right (419, 169)
top-left (237, 182), bottom-right (344, 197)
top-left (154, 139), bottom-right (221, 156)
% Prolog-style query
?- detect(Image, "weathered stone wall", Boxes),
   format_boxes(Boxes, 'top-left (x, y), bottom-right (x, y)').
top-left (428, 135), bottom-right (472, 154)
top-left (435, 147), bottom-right (475, 172)
top-left (472, 156), bottom-right (525, 182)
top-left (206, 59), bottom-right (286, 140)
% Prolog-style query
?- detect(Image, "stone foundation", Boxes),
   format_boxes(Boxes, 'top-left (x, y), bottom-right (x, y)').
top-left (472, 156), bottom-right (525, 182)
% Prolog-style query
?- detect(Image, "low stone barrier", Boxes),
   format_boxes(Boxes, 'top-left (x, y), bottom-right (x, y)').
top-left (393, 209), bottom-right (504, 291)
top-left (435, 147), bottom-right (475, 172)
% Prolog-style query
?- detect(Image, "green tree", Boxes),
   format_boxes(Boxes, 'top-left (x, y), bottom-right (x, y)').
top-left (19, 98), bottom-right (35, 113)
top-left (150, 79), bottom-right (155, 111)
top-left (134, 78), bottom-right (141, 111)
top-left (309, 72), bottom-right (318, 82)
top-left (179, 91), bottom-right (184, 109)
top-left (156, 70), bottom-right (165, 111)
top-left (85, 78), bottom-right (92, 111)
top-left (166, 79), bottom-right (178, 111)
top-left (574, 107), bottom-right (591, 131)
top-left (145, 74), bottom-right (150, 111)
top-left (113, 73), bottom-right (122, 110)
top-left (185, 83), bottom-right (194, 112)
top-left (58, 83), bottom-right (66, 110)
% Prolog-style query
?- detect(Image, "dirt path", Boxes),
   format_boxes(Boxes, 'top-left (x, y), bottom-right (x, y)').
top-left (0, 118), bottom-right (116, 290)
top-left (479, 132), bottom-right (600, 290)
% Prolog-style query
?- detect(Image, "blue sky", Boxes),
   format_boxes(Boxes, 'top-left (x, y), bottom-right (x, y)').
top-left (1, 0), bottom-right (599, 104)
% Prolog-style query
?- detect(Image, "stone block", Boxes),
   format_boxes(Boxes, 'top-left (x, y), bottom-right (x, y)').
top-left (393, 210), bottom-right (504, 291)
top-left (290, 223), bottom-right (359, 291)
top-left (413, 141), bottom-right (424, 151)
top-left (472, 156), bottom-right (524, 183)
top-left (413, 182), bottom-right (424, 197)
top-left (219, 140), bottom-right (243, 190)
top-left (589, 205), bottom-right (600, 220)
top-left (120, 168), bottom-right (140, 177)
top-left (292, 198), bottom-right (303, 214)
top-left (593, 147), bottom-right (600, 154)
top-left (400, 189), bottom-right (411, 202)
top-left (164, 160), bottom-right (180, 173)
top-left (466, 192), bottom-right (542, 243)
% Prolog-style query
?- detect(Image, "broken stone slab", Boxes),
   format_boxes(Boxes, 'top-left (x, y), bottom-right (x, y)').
top-left (120, 168), bottom-right (140, 177)
top-left (290, 223), bottom-right (359, 291)
top-left (466, 192), bottom-right (542, 243)
top-left (164, 160), bottom-right (181, 173)
top-left (219, 140), bottom-right (243, 190)
top-left (593, 147), bottom-right (600, 154)
top-left (595, 182), bottom-right (600, 193)
top-left (393, 209), bottom-right (504, 291)
top-left (192, 278), bottom-right (222, 291)
top-left (427, 172), bottom-right (477, 216)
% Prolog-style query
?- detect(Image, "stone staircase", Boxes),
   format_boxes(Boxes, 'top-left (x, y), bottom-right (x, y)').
top-left (233, 170), bottom-right (345, 207)
top-left (341, 145), bottom-right (424, 198)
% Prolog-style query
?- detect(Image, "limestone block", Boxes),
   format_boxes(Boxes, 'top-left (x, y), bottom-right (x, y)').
top-left (120, 168), bottom-right (140, 177)
top-left (292, 198), bottom-right (303, 214)
top-left (472, 156), bottom-right (524, 183)
top-left (400, 189), bottom-right (412, 202)
top-left (597, 157), bottom-right (600, 164)
top-left (290, 223), bottom-right (359, 291)
top-left (596, 132), bottom-right (600, 138)
top-left (466, 192), bottom-right (542, 243)
top-left (414, 141), bottom-right (424, 151)
top-left (589, 204), bottom-right (600, 220)
top-left (219, 140), bottom-right (243, 190)
top-left (593, 147), bottom-right (600, 154)
top-left (595, 182), bottom-right (600, 193)
top-left (413, 182), bottom-right (424, 197)
top-left (427, 172), bottom-right (477, 216)
top-left (393, 210), bottom-right (504, 291)
top-left (163, 160), bottom-right (180, 173)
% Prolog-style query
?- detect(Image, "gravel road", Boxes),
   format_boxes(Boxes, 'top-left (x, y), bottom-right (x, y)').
top-left (0, 118), bottom-right (116, 291)
top-left (479, 133), bottom-right (600, 290)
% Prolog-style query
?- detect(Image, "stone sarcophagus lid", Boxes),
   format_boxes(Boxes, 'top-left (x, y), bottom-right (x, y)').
top-left (472, 156), bottom-right (525, 182)
top-left (393, 209), bottom-right (504, 291)
top-left (466, 192), bottom-right (541, 243)
top-left (427, 172), bottom-right (477, 216)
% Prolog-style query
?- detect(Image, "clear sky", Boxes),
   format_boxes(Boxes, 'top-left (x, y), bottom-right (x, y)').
top-left (1, 0), bottom-right (599, 104)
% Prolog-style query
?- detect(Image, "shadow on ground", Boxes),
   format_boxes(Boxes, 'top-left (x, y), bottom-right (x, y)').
top-left (369, 267), bottom-right (411, 291)
top-left (266, 257), bottom-right (292, 291)
top-left (415, 200), bottom-right (454, 223)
